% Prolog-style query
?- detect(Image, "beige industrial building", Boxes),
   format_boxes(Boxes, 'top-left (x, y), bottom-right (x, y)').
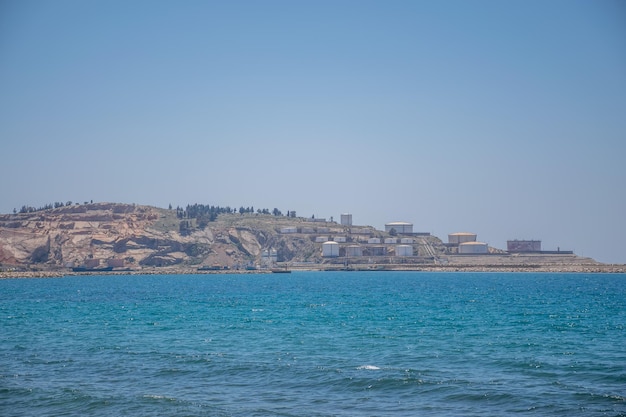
top-left (507, 240), bottom-right (541, 252)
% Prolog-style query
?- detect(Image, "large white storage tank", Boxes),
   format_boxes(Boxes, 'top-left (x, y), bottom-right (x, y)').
top-left (448, 232), bottom-right (477, 245)
top-left (280, 227), bottom-right (297, 234)
top-left (385, 222), bottom-right (413, 234)
top-left (400, 237), bottom-right (414, 244)
top-left (315, 236), bottom-right (328, 243)
top-left (345, 245), bottom-right (362, 257)
top-left (458, 241), bottom-right (488, 254)
top-left (368, 237), bottom-right (381, 244)
top-left (395, 245), bottom-right (413, 257)
top-left (384, 237), bottom-right (397, 244)
top-left (333, 236), bottom-right (347, 243)
top-left (322, 241), bottom-right (340, 257)
top-left (340, 214), bottom-right (353, 226)
top-left (369, 246), bottom-right (386, 256)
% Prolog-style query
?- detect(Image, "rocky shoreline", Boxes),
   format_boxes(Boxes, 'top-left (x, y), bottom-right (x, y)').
top-left (2, 262), bottom-right (625, 279)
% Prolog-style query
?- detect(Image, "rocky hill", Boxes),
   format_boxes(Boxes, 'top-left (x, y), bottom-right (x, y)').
top-left (0, 202), bottom-right (408, 270)
top-left (1, 202), bottom-right (617, 274)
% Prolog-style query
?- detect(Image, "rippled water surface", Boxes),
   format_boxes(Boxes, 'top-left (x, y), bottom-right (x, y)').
top-left (1, 272), bottom-right (625, 416)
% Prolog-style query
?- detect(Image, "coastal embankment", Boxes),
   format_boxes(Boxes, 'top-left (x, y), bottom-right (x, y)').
top-left (2, 262), bottom-right (625, 279)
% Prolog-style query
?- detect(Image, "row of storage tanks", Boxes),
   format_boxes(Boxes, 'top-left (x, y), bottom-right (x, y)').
top-left (321, 233), bottom-right (490, 257)
top-left (316, 236), bottom-right (415, 244)
top-left (321, 241), bottom-right (414, 257)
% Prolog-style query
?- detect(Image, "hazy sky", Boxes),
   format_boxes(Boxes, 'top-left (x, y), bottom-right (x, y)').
top-left (1, 0), bottom-right (625, 263)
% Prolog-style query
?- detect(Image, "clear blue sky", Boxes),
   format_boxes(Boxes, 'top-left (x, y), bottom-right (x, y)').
top-left (1, 0), bottom-right (625, 263)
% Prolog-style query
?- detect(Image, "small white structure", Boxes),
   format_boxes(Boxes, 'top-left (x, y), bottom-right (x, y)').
top-left (385, 222), bottom-right (413, 234)
top-left (448, 232), bottom-right (477, 245)
top-left (345, 245), bottom-right (362, 257)
top-left (315, 236), bottom-right (328, 243)
top-left (395, 245), bottom-right (413, 257)
top-left (368, 237), bottom-right (381, 244)
top-left (458, 241), bottom-right (489, 254)
top-left (384, 238), bottom-right (397, 244)
top-left (400, 238), bottom-right (414, 244)
top-left (340, 213), bottom-right (353, 226)
top-left (333, 236), bottom-right (347, 243)
top-left (322, 241), bottom-right (340, 257)
top-left (280, 227), bottom-right (297, 234)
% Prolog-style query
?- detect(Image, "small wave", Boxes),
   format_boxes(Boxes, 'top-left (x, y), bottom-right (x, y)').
top-left (142, 394), bottom-right (177, 402)
top-left (357, 365), bottom-right (381, 370)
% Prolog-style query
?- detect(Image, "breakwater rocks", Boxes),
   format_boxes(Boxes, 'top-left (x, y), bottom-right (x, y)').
top-left (2, 263), bottom-right (625, 279)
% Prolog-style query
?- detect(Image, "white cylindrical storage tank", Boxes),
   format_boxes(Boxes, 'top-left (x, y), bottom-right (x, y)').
top-left (368, 237), bottom-right (381, 244)
top-left (385, 222), bottom-right (413, 234)
top-left (322, 241), bottom-right (340, 257)
top-left (395, 245), bottom-right (413, 257)
top-left (448, 232), bottom-right (477, 245)
top-left (280, 227), bottom-right (297, 234)
top-left (458, 241), bottom-right (488, 254)
top-left (400, 237), bottom-right (414, 244)
top-left (340, 213), bottom-right (353, 226)
top-left (315, 236), bottom-right (328, 243)
top-left (384, 238), bottom-right (397, 244)
top-left (333, 236), bottom-right (347, 243)
top-left (345, 245), bottom-right (362, 257)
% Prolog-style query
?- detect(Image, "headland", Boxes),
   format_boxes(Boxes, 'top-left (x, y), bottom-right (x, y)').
top-left (1, 202), bottom-right (624, 277)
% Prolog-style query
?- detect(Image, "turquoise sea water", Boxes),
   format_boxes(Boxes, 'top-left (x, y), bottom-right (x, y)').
top-left (0, 272), bottom-right (624, 416)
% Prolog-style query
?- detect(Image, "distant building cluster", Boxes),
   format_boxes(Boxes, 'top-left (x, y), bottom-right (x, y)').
top-left (277, 214), bottom-right (433, 259)
top-left (275, 211), bottom-right (572, 262)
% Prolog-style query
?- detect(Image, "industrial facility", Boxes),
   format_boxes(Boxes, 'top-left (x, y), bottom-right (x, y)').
top-left (316, 215), bottom-right (436, 261)
top-left (275, 212), bottom-right (559, 265)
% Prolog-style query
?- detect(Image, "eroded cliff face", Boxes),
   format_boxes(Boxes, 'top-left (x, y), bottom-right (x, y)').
top-left (0, 203), bottom-right (321, 269)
